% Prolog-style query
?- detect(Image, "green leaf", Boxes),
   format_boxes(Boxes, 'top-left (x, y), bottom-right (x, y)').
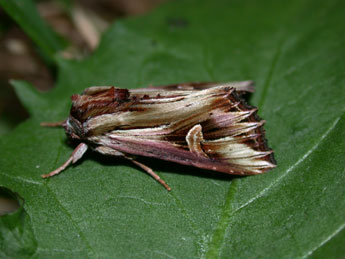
top-left (10, 81), bottom-right (46, 117)
top-left (1, 0), bottom-right (345, 258)
top-left (0, 0), bottom-right (66, 62)
top-left (0, 83), bottom-right (28, 136)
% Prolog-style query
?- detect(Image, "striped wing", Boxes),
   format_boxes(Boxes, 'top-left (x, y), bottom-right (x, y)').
top-left (75, 85), bottom-right (276, 175)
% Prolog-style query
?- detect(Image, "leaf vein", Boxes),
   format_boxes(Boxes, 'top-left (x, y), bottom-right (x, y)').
top-left (204, 180), bottom-right (238, 258)
top-left (167, 191), bottom-right (204, 252)
top-left (0, 172), bottom-right (42, 186)
top-left (235, 113), bottom-right (342, 213)
top-left (44, 185), bottom-right (95, 257)
top-left (303, 222), bottom-right (345, 258)
top-left (258, 42), bottom-right (282, 109)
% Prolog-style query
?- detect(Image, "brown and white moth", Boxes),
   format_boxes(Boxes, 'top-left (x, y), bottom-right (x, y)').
top-left (42, 81), bottom-right (276, 191)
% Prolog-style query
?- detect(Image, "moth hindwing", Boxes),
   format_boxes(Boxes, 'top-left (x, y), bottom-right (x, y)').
top-left (42, 81), bottom-right (276, 191)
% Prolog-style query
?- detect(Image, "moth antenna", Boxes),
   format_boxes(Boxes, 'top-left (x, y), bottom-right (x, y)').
top-left (42, 143), bottom-right (88, 178)
top-left (40, 120), bottom-right (66, 127)
top-left (126, 157), bottom-right (171, 191)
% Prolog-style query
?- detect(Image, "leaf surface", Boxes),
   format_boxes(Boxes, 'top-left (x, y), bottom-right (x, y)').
top-left (1, 0), bottom-right (345, 258)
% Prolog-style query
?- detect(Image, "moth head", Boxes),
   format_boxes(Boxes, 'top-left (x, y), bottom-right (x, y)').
top-left (63, 116), bottom-right (84, 140)
top-left (63, 87), bottom-right (131, 140)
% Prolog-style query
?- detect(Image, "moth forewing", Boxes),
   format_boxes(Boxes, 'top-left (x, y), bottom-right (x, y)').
top-left (42, 81), bottom-right (276, 191)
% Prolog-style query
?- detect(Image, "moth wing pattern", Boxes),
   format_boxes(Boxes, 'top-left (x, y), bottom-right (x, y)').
top-left (43, 81), bottom-right (276, 190)
top-left (79, 83), bottom-right (275, 175)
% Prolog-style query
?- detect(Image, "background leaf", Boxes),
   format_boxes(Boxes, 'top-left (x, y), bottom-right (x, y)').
top-left (0, 0), bottom-right (66, 62)
top-left (1, 0), bottom-right (345, 258)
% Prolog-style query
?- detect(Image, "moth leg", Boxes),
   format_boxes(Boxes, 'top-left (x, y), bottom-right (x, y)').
top-left (125, 157), bottom-right (171, 191)
top-left (40, 120), bottom-right (66, 127)
top-left (94, 146), bottom-right (171, 191)
top-left (42, 143), bottom-right (88, 178)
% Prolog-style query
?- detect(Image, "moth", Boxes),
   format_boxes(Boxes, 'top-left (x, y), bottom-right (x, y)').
top-left (42, 81), bottom-right (276, 191)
